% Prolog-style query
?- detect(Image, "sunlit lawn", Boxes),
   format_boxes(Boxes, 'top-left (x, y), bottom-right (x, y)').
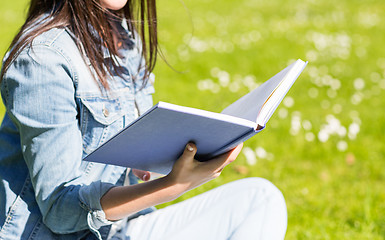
top-left (1, 0), bottom-right (385, 239)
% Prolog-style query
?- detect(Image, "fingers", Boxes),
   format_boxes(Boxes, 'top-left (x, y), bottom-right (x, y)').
top-left (228, 143), bottom-right (243, 161)
top-left (132, 169), bottom-right (151, 181)
top-left (209, 143), bottom-right (244, 172)
top-left (174, 142), bottom-right (241, 180)
top-left (168, 143), bottom-right (243, 190)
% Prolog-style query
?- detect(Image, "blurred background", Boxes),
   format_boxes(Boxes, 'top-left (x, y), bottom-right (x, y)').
top-left (1, 0), bottom-right (384, 239)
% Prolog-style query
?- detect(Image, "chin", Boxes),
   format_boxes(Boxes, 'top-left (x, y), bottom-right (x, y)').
top-left (101, 0), bottom-right (128, 11)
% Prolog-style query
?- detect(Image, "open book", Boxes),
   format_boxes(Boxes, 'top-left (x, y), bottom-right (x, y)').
top-left (84, 59), bottom-right (307, 174)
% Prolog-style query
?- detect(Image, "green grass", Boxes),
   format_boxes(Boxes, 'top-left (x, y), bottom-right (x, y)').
top-left (1, 0), bottom-right (385, 239)
top-left (0, 1), bottom-right (28, 116)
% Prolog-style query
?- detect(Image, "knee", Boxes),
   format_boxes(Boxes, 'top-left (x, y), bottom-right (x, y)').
top-left (233, 177), bottom-right (286, 206)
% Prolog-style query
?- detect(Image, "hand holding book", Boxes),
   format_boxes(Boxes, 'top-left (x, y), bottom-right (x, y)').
top-left (167, 142), bottom-right (243, 191)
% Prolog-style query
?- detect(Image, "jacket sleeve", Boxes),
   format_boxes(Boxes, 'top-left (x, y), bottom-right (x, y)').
top-left (1, 44), bottom-right (115, 236)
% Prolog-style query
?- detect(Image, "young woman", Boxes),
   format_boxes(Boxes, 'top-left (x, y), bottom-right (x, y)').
top-left (0, 0), bottom-right (287, 239)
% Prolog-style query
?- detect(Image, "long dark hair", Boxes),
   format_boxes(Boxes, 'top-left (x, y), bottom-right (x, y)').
top-left (0, 0), bottom-right (158, 89)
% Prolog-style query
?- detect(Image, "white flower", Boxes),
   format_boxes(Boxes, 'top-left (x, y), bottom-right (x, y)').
top-left (337, 140), bottom-right (348, 152)
top-left (305, 132), bottom-right (315, 142)
top-left (243, 147), bottom-right (257, 166)
top-left (353, 78), bottom-right (365, 90)
top-left (318, 130), bottom-right (329, 142)
top-left (255, 147), bottom-right (267, 159)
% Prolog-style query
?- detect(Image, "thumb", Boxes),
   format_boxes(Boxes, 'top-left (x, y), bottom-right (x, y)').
top-left (180, 143), bottom-right (197, 161)
top-left (132, 169), bottom-right (151, 181)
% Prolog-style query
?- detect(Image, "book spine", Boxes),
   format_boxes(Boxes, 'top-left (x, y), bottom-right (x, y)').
top-left (196, 129), bottom-right (258, 161)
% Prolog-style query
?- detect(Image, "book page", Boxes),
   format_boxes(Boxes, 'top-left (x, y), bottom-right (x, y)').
top-left (257, 60), bottom-right (307, 125)
top-left (159, 102), bottom-right (257, 129)
top-left (221, 61), bottom-right (299, 125)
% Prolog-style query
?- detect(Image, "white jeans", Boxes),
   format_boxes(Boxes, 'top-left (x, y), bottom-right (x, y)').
top-left (111, 178), bottom-right (287, 240)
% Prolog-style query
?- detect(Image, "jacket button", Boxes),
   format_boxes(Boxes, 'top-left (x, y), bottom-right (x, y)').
top-left (103, 107), bottom-right (109, 117)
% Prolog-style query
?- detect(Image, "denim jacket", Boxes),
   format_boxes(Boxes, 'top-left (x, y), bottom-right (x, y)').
top-left (0, 21), bottom-right (155, 240)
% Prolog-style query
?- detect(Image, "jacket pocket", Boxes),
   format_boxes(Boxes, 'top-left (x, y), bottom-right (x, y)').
top-left (78, 93), bottom-right (135, 155)
top-left (80, 95), bottom-right (123, 125)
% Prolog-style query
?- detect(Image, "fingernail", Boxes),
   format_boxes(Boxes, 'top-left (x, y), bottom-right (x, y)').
top-left (187, 144), bottom-right (194, 152)
top-left (143, 173), bottom-right (149, 181)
